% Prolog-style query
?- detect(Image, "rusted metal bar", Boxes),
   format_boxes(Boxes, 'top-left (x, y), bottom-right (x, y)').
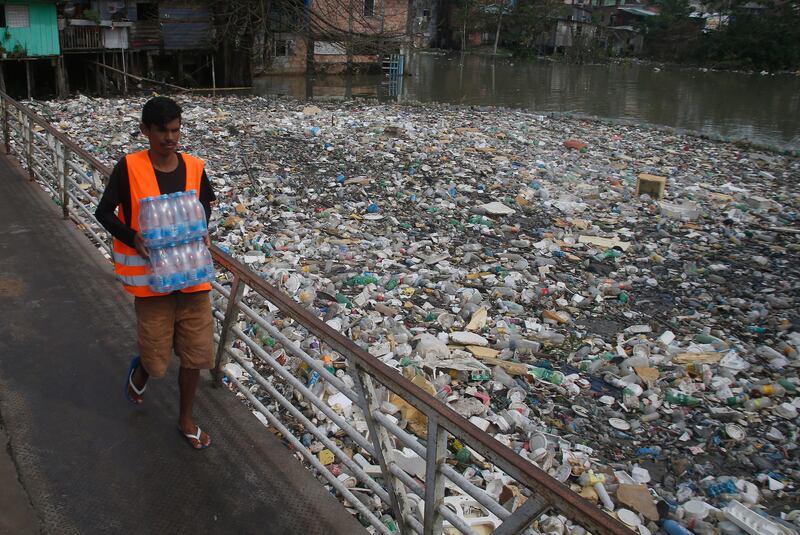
top-left (61, 145), bottom-right (71, 219)
top-left (27, 115), bottom-right (34, 180)
top-left (422, 418), bottom-right (447, 535)
top-left (3, 99), bottom-right (9, 154)
top-left (212, 274), bottom-right (244, 386)
top-left (348, 364), bottom-right (410, 534)
top-left (492, 495), bottom-right (550, 535)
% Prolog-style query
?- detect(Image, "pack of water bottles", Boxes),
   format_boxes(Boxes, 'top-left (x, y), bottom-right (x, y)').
top-left (147, 238), bottom-right (215, 293)
top-left (138, 191), bottom-right (207, 247)
top-left (137, 191), bottom-right (214, 293)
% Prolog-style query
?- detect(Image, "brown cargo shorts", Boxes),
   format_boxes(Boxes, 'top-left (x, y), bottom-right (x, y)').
top-left (134, 291), bottom-right (214, 378)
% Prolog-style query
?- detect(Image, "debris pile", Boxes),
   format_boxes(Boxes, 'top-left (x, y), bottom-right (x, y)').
top-left (29, 95), bottom-right (800, 534)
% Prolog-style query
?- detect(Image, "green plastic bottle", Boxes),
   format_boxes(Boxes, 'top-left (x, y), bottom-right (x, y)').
top-left (335, 293), bottom-right (353, 308)
top-left (528, 366), bottom-right (565, 385)
top-left (778, 379), bottom-right (798, 393)
top-left (665, 389), bottom-right (701, 406)
top-left (384, 278), bottom-right (400, 290)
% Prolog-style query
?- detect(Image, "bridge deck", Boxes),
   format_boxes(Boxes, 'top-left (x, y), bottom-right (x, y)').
top-left (0, 153), bottom-right (367, 535)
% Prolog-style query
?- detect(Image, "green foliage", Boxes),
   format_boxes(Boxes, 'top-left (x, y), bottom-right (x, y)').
top-left (643, 0), bottom-right (800, 69)
top-left (10, 43), bottom-right (27, 59)
top-left (504, 0), bottom-right (570, 54)
top-left (84, 9), bottom-right (102, 25)
top-left (696, 0), bottom-right (800, 70)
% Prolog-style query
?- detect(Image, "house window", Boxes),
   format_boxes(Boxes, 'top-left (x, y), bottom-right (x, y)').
top-left (6, 4), bottom-right (30, 28)
top-left (136, 2), bottom-right (158, 21)
top-left (364, 0), bottom-right (374, 16)
top-left (275, 39), bottom-right (293, 57)
top-left (423, 8), bottom-right (430, 19)
top-left (0, 6), bottom-right (6, 27)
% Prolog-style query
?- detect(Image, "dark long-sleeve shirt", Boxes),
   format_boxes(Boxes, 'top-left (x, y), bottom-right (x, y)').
top-left (95, 153), bottom-right (216, 248)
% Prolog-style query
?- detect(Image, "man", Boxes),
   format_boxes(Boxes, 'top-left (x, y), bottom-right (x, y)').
top-left (95, 96), bottom-right (216, 450)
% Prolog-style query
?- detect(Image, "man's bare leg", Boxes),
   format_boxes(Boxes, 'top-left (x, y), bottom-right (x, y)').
top-left (178, 367), bottom-right (211, 449)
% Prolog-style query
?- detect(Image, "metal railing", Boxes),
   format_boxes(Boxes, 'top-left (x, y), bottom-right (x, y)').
top-left (0, 91), bottom-right (635, 535)
top-left (60, 26), bottom-right (105, 50)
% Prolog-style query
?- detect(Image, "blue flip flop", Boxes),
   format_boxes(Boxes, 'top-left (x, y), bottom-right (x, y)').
top-left (125, 356), bottom-right (146, 404)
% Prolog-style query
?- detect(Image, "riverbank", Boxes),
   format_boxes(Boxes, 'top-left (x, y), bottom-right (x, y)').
top-left (29, 94), bottom-right (800, 529)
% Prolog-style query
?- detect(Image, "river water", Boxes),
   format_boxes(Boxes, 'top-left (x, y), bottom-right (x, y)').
top-left (254, 53), bottom-right (800, 152)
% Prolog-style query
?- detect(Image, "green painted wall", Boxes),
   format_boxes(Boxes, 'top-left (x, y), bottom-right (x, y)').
top-left (1, 2), bottom-right (60, 57)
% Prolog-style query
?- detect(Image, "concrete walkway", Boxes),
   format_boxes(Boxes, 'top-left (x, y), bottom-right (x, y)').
top-left (0, 153), bottom-right (367, 534)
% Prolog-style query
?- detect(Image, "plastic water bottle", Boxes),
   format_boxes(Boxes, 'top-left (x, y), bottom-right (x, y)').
top-left (749, 384), bottom-right (786, 397)
top-left (165, 243), bottom-right (187, 290)
top-left (744, 398), bottom-right (773, 411)
top-left (181, 239), bottom-right (199, 283)
top-left (662, 520), bottom-right (694, 535)
top-left (149, 248), bottom-right (172, 292)
top-left (497, 336), bottom-right (541, 355)
top-left (176, 241), bottom-right (194, 284)
top-left (172, 192), bottom-right (190, 238)
top-left (185, 190), bottom-right (207, 238)
top-left (192, 239), bottom-right (214, 281)
top-left (138, 197), bottom-right (162, 247)
top-left (156, 195), bottom-right (178, 245)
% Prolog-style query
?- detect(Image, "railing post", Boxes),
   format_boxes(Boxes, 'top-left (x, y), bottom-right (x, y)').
top-left (61, 144), bottom-right (70, 219)
top-left (213, 274), bottom-right (244, 386)
top-left (3, 98), bottom-right (9, 154)
top-left (27, 115), bottom-right (34, 180)
top-left (423, 418), bottom-right (448, 535)
top-left (349, 364), bottom-right (411, 534)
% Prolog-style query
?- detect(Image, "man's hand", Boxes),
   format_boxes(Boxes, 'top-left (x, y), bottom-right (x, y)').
top-left (203, 234), bottom-right (211, 247)
top-left (134, 232), bottom-right (150, 260)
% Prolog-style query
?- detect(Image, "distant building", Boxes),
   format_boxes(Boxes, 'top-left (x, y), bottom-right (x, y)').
top-left (54, 1), bottom-right (215, 95)
top-left (262, 0), bottom-right (411, 75)
top-left (0, 1), bottom-right (64, 98)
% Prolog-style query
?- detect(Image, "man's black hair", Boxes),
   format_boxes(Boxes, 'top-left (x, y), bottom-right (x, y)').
top-left (141, 96), bottom-right (182, 128)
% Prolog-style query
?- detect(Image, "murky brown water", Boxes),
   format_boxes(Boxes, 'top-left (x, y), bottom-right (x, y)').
top-left (254, 53), bottom-right (800, 152)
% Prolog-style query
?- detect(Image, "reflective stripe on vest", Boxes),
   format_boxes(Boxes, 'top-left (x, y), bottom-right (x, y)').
top-left (113, 150), bottom-right (211, 297)
top-left (113, 250), bottom-right (149, 267)
top-left (117, 273), bottom-right (152, 287)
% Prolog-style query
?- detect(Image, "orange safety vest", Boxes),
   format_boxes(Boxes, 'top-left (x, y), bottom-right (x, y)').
top-left (113, 150), bottom-right (212, 297)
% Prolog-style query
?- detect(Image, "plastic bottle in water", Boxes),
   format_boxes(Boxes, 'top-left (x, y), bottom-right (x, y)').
top-left (149, 248), bottom-right (172, 293)
top-left (138, 197), bottom-right (162, 247)
top-left (704, 478), bottom-right (738, 498)
top-left (748, 384), bottom-right (786, 397)
top-left (743, 397), bottom-right (773, 411)
top-left (665, 389), bottom-right (702, 406)
top-left (528, 366), bottom-right (565, 385)
top-left (172, 192), bottom-right (190, 238)
top-left (496, 336), bottom-right (541, 355)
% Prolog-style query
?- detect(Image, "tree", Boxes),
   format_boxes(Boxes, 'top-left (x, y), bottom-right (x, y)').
top-left (504, 0), bottom-right (570, 55)
top-left (643, 0), bottom-right (701, 61)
